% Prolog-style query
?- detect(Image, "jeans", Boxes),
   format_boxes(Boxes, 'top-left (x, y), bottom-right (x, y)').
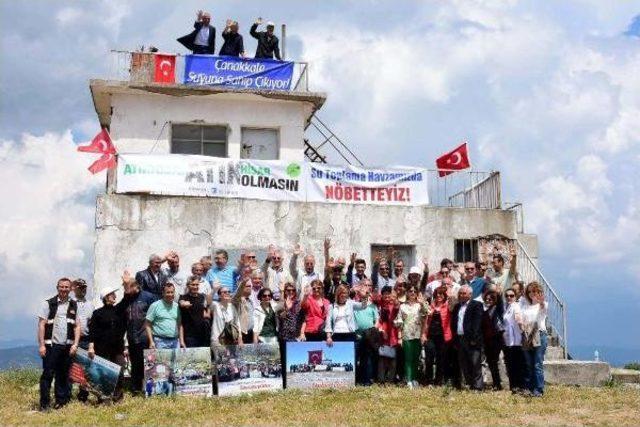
top-left (39, 344), bottom-right (72, 409)
top-left (153, 336), bottom-right (178, 349)
top-left (523, 331), bottom-right (547, 395)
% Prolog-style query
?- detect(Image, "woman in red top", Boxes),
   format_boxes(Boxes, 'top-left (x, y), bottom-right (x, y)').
top-left (300, 279), bottom-right (330, 342)
top-left (421, 285), bottom-right (452, 385)
top-left (376, 285), bottom-right (400, 383)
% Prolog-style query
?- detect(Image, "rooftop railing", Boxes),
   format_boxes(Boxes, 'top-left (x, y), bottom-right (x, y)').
top-left (107, 50), bottom-right (310, 92)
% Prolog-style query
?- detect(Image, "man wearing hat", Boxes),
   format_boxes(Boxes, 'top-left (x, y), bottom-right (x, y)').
top-left (250, 18), bottom-right (282, 60)
top-left (71, 278), bottom-right (94, 402)
top-left (87, 283), bottom-right (129, 401)
top-left (177, 10), bottom-right (216, 54)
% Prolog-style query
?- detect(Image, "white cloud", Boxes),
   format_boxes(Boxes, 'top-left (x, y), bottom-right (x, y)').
top-left (55, 7), bottom-right (83, 26)
top-left (0, 131), bottom-right (101, 318)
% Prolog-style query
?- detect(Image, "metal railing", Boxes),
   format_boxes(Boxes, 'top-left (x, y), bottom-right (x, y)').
top-left (515, 240), bottom-right (568, 357)
top-left (107, 50), bottom-right (310, 92)
top-left (428, 170), bottom-right (501, 209)
top-left (504, 201), bottom-right (524, 233)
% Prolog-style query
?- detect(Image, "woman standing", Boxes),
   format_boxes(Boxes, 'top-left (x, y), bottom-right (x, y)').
top-left (88, 285), bottom-right (129, 401)
top-left (521, 281), bottom-right (548, 397)
top-left (233, 280), bottom-right (255, 344)
top-left (324, 285), bottom-right (368, 345)
top-left (376, 286), bottom-right (400, 384)
top-left (179, 275), bottom-right (211, 347)
top-left (395, 284), bottom-right (429, 388)
top-left (276, 282), bottom-right (303, 388)
top-left (300, 279), bottom-right (330, 342)
top-left (211, 287), bottom-right (243, 346)
top-left (502, 287), bottom-right (525, 393)
top-left (253, 288), bottom-right (278, 345)
top-left (420, 286), bottom-right (452, 386)
top-left (482, 289), bottom-right (505, 390)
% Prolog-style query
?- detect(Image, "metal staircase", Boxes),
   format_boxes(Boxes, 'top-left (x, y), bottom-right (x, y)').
top-left (304, 114), bottom-right (364, 165)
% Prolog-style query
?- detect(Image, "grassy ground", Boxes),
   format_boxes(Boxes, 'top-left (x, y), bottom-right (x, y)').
top-left (2, 369), bottom-right (639, 426)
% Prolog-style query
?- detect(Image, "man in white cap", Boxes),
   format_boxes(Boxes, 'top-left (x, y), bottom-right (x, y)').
top-left (250, 18), bottom-right (281, 60)
top-left (177, 10), bottom-right (216, 54)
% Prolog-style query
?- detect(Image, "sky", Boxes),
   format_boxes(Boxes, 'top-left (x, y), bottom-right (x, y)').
top-left (1, 1), bottom-right (639, 363)
top-left (287, 342), bottom-right (354, 365)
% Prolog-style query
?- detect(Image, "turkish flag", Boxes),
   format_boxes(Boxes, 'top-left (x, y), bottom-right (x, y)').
top-left (78, 129), bottom-right (117, 174)
top-left (77, 128), bottom-right (115, 154)
top-left (308, 350), bottom-right (323, 365)
top-left (154, 54), bottom-right (176, 84)
top-left (69, 362), bottom-right (88, 385)
top-left (436, 142), bottom-right (471, 177)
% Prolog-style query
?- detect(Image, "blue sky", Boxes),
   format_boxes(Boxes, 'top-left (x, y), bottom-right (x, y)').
top-left (1, 1), bottom-right (639, 363)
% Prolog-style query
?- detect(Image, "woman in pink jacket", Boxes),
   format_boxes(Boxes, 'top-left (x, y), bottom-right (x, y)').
top-left (421, 286), bottom-right (452, 386)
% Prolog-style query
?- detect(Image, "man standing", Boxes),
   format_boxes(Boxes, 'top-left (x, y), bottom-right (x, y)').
top-left (451, 285), bottom-right (484, 391)
top-left (121, 272), bottom-right (157, 395)
top-left (346, 254), bottom-right (367, 287)
top-left (135, 254), bottom-right (168, 297)
top-left (177, 10), bottom-right (216, 54)
top-left (460, 262), bottom-right (486, 300)
top-left (37, 278), bottom-right (80, 411)
top-left (250, 18), bottom-right (281, 60)
top-left (289, 244), bottom-right (320, 295)
top-left (162, 250), bottom-right (188, 299)
top-left (219, 19), bottom-right (244, 57)
top-left (71, 278), bottom-right (93, 402)
top-left (486, 246), bottom-right (517, 292)
top-left (206, 249), bottom-right (238, 294)
top-left (145, 283), bottom-right (184, 349)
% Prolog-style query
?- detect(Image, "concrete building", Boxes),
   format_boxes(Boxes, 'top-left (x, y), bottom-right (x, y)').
top-left (89, 52), bottom-right (567, 355)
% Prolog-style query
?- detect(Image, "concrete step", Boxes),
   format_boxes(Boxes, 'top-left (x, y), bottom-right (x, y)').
top-left (545, 345), bottom-right (565, 361)
top-left (611, 368), bottom-right (640, 384)
top-left (544, 360), bottom-right (610, 386)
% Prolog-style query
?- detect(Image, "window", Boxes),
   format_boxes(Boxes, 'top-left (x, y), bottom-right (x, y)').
top-left (454, 239), bottom-right (479, 263)
top-left (171, 124), bottom-right (227, 157)
top-left (241, 128), bottom-right (279, 160)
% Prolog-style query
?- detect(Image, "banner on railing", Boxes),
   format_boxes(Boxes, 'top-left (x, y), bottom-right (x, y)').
top-left (183, 55), bottom-right (294, 91)
top-left (116, 154), bottom-right (430, 206)
top-left (116, 154), bottom-right (306, 202)
top-left (306, 163), bottom-right (429, 206)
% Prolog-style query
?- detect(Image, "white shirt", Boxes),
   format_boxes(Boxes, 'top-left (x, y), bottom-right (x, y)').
top-left (195, 25), bottom-right (210, 46)
top-left (502, 302), bottom-right (522, 346)
top-left (73, 297), bottom-right (94, 337)
top-left (519, 299), bottom-right (547, 332)
top-left (457, 301), bottom-right (468, 336)
top-left (425, 280), bottom-right (460, 300)
top-left (332, 304), bottom-right (351, 333)
top-left (163, 267), bottom-right (189, 301)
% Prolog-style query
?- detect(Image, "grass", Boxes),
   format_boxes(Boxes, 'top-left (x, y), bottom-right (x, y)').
top-left (2, 369), bottom-right (640, 426)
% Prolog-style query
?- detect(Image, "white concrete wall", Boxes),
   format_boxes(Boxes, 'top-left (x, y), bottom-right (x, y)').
top-left (94, 194), bottom-right (518, 288)
top-left (109, 92), bottom-right (311, 161)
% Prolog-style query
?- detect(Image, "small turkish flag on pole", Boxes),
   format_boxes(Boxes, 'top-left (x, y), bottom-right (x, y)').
top-left (154, 54), bottom-right (176, 84)
top-left (436, 142), bottom-right (471, 177)
top-left (77, 128), bottom-right (117, 174)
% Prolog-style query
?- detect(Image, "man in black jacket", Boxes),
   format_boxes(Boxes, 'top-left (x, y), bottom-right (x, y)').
top-left (177, 10), bottom-right (216, 54)
top-left (135, 254), bottom-right (168, 297)
top-left (250, 18), bottom-right (281, 60)
top-left (220, 19), bottom-right (244, 57)
top-left (451, 285), bottom-right (484, 390)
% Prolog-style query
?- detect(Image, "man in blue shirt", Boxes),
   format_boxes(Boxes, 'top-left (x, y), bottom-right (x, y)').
top-left (461, 262), bottom-right (486, 299)
top-left (205, 249), bottom-right (239, 294)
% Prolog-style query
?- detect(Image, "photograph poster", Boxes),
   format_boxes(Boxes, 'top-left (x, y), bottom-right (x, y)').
top-left (69, 348), bottom-right (122, 399)
top-left (285, 341), bottom-right (355, 390)
top-left (143, 347), bottom-right (213, 397)
top-left (213, 343), bottom-right (282, 396)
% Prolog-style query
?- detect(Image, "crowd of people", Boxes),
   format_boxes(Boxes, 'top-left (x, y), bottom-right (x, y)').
top-left (177, 10), bottom-right (282, 60)
top-left (37, 239), bottom-right (548, 411)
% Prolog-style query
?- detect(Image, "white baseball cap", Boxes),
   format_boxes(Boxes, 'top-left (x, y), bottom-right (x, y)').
top-left (99, 285), bottom-right (120, 300)
top-left (409, 266), bottom-right (422, 276)
top-left (266, 21), bottom-right (275, 27)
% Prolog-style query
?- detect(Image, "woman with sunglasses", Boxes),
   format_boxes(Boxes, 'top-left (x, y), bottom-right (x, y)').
top-left (300, 279), bottom-right (330, 342)
top-left (502, 287), bottom-right (525, 393)
top-left (210, 286), bottom-right (242, 346)
top-left (276, 282), bottom-right (303, 388)
top-left (325, 284), bottom-right (369, 346)
top-left (395, 284), bottom-right (429, 389)
top-left (520, 281), bottom-right (548, 397)
top-left (420, 285), bottom-right (452, 386)
top-left (253, 288), bottom-right (278, 345)
top-left (481, 288), bottom-right (505, 390)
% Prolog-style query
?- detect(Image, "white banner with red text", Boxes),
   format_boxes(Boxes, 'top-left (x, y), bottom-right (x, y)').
top-left (115, 154), bottom-right (429, 206)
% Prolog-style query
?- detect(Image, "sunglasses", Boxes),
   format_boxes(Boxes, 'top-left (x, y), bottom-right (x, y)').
top-left (379, 267), bottom-right (389, 270)
top-left (285, 289), bottom-right (295, 293)
top-left (506, 294), bottom-right (515, 298)
top-left (262, 294), bottom-right (273, 299)
top-left (247, 255), bottom-right (256, 259)
top-left (220, 291), bottom-right (230, 294)
top-left (465, 267), bottom-right (474, 271)
top-left (273, 257), bottom-right (282, 260)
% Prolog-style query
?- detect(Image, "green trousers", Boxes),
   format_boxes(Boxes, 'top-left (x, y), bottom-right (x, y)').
top-left (403, 339), bottom-right (421, 382)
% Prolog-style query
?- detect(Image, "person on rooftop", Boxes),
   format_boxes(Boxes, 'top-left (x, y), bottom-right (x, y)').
top-left (219, 19), bottom-right (244, 57)
top-left (250, 18), bottom-right (282, 60)
top-left (177, 10), bottom-right (216, 54)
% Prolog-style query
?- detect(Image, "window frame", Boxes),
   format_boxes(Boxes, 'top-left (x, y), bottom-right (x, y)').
top-left (453, 238), bottom-right (479, 264)
top-left (170, 123), bottom-right (229, 157)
